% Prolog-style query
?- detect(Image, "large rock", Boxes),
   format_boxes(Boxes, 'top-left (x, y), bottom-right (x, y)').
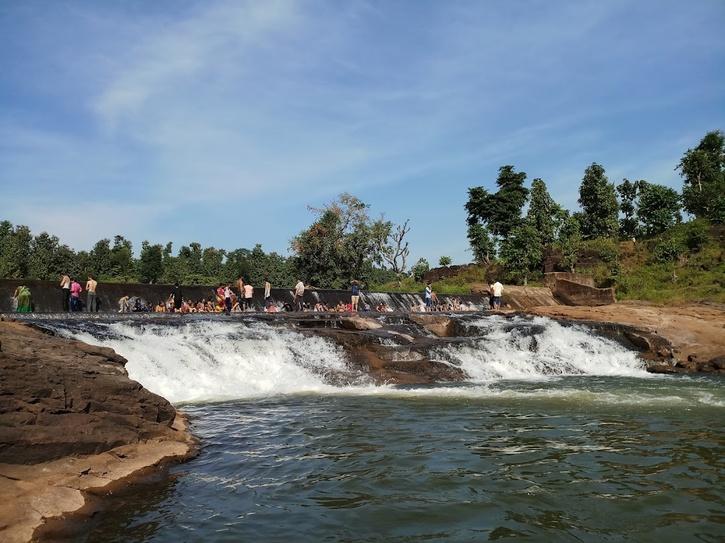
top-left (0, 321), bottom-right (180, 464)
top-left (551, 278), bottom-right (615, 306)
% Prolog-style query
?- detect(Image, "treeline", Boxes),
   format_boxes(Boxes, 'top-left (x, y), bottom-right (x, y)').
top-left (0, 227), bottom-right (297, 287)
top-left (0, 194), bottom-right (407, 288)
top-left (464, 130), bottom-right (724, 284)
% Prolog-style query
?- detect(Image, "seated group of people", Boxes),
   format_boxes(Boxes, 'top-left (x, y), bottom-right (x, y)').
top-left (413, 297), bottom-right (474, 312)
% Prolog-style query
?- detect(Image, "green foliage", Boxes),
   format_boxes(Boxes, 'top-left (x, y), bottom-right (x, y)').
top-left (636, 181), bottom-right (681, 237)
top-left (526, 178), bottom-right (559, 246)
top-left (578, 163), bottom-right (619, 239)
top-left (439, 256), bottom-right (452, 267)
top-left (0, 222), bottom-right (31, 278)
top-left (138, 241), bottom-right (164, 283)
top-left (466, 222), bottom-right (494, 264)
top-left (554, 213), bottom-right (582, 272)
top-left (290, 194), bottom-right (391, 288)
top-left (580, 237), bottom-right (619, 264)
top-left (499, 223), bottom-right (543, 284)
top-left (652, 237), bottom-right (685, 263)
top-left (617, 179), bottom-right (639, 239)
top-left (677, 130), bottom-right (725, 223)
top-left (411, 258), bottom-right (430, 282)
top-left (682, 219), bottom-right (710, 251)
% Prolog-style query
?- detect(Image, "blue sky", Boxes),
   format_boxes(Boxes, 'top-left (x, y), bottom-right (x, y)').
top-left (1, 0), bottom-right (724, 264)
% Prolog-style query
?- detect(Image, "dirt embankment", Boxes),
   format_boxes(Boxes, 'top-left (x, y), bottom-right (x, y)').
top-left (0, 321), bottom-right (197, 543)
top-left (528, 302), bottom-right (725, 373)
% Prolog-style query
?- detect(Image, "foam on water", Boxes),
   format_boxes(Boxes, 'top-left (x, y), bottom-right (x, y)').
top-left (44, 314), bottom-right (673, 405)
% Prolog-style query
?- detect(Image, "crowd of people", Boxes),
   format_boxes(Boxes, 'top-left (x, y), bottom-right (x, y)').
top-left (9, 275), bottom-right (495, 314)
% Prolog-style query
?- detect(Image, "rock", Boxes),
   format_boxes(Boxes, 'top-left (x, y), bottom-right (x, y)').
top-left (0, 321), bottom-right (180, 464)
top-left (408, 314), bottom-right (454, 337)
top-left (339, 316), bottom-right (383, 331)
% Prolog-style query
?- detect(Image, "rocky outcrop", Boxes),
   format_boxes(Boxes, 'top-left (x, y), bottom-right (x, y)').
top-left (0, 320), bottom-right (197, 542)
top-left (529, 303), bottom-right (725, 373)
top-left (550, 279), bottom-right (616, 306)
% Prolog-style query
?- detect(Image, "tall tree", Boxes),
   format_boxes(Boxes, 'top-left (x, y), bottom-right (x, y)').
top-left (617, 179), bottom-right (639, 239)
top-left (555, 213), bottom-right (582, 272)
top-left (138, 241), bottom-right (164, 283)
top-left (677, 130), bottom-right (725, 223)
top-left (526, 178), bottom-right (560, 246)
top-left (381, 219), bottom-right (411, 284)
top-left (111, 235), bottom-right (135, 279)
top-left (499, 223), bottom-right (542, 285)
top-left (578, 163), bottom-right (619, 239)
top-left (291, 194), bottom-right (391, 288)
top-left (636, 181), bottom-right (682, 237)
top-left (89, 239), bottom-right (113, 278)
top-left (28, 232), bottom-right (61, 279)
top-left (0, 223), bottom-right (32, 278)
top-left (465, 165), bottom-right (529, 257)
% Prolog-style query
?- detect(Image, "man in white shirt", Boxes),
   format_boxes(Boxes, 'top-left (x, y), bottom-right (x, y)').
top-left (244, 283), bottom-right (254, 311)
top-left (294, 280), bottom-right (305, 311)
top-left (492, 280), bottom-right (503, 310)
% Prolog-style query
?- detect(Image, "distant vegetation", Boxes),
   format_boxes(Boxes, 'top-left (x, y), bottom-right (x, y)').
top-left (0, 130), bottom-right (723, 302)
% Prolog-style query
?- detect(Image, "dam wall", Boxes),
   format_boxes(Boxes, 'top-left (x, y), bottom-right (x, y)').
top-left (0, 279), bottom-right (487, 313)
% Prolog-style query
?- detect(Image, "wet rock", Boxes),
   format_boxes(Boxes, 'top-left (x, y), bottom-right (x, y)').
top-left (0, 321), bottom-right (180, 464)
top-left (339, 316), bottom-right (383, 331)
top-left (408, 314), bottom-right (454, 337)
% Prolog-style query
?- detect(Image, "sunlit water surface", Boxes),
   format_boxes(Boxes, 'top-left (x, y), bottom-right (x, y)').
top-left (73, 376), bottom-right (724, 542)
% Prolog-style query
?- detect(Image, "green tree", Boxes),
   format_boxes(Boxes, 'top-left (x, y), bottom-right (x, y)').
top-left (636, 181), bottom-right (681, 237)
top-left (526, 178), bottom-right (560, 246)
top-left (617, 179), bottom-right (639, 239)
top-left (499, 223), bottom-right (543, 285)
top-left (677, 130), bottom-right (725, 223)
top-left (111, 235), bottom-right (135, 279)
top-left (411, 258), bottom-right (430, 282)
top-left (439, 256), bottom-right (452, 267)
top-left (89, 239), bottom-right (113, 278)
top-left (0, 223), bottom-right (32, 278)
top-left (28, 232), bottom-right (61, 279)
top-left (201, 246), bottom-right (226, 280)
top-left (138, 241), bottom-right (164, 283)
top-left (466, 222), bottom-right (495, 264)
top-left (578, 163), bottom-right (619, 239)
top-left (465, 165), bottom-right (529, 257)
top-left (555, 213), bottom-right (582, 272)
top-left (291, 194), bottom-right (391, 288)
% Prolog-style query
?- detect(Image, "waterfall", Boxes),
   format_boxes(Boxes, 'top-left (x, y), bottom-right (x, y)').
top-left (41, 314), bottom-right (651, 404)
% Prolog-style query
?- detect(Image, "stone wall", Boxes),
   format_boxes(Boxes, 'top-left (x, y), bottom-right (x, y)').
top-left (550, 278), bottom-right (616, 306)
top-left (0, 279), bottom-right (486, 313)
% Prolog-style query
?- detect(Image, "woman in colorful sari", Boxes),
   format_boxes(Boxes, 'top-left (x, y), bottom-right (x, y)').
top-left (16, 285), bottom-right (32, 313)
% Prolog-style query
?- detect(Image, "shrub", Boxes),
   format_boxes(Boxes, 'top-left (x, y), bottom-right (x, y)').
top-left (683, 219), bottom-right (711, 251)
top-left (653, 237), bottom-right (686, 263)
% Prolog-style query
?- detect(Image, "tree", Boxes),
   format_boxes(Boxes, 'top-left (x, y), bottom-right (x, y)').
top-left (526, 178), bottom-right (560, 246)
top-left (677, 130), bottom-right (724, 223)
top-left (111, 235), bottom-right (135, 279)
top-left (439, 256), bottom-right (452, 267)
top-left (411, 258), bottom-right (430, 282)
top-left (89, 239), bottom-right (113, 278)
top-left (138, 241), bottom-right (164, 283)
top-left (636, 181), bottom-right (681, 237)
top-left (291, 194), bottom-right (391, 288)
top-left (465, 165), bottom-right (529, 257)
top-left (28, 232), bottom-right (61, 280)
top-left (381, 219), bottom-right (411, 284)
top-left (617, 179), bottom-right (639, 239)
top-left (556, 213), bottom-right (582, 272)
top-left (466, 222), bottom-right (495, 264)
top-left (499, 223), bottom-right (542, 285)
top-left (0, 223), bottom-right (32, 278)
top-left (578, 163), bottom-right (619, 239)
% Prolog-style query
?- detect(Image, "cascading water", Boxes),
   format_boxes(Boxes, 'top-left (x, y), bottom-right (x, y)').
top-left (48, 314), bottom-right (649, 404)
top-left (433, 315), bottom-right (648, 381)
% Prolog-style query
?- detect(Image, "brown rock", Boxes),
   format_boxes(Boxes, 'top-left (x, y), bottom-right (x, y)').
top-left (339, 316), bottom-right (383, 331)
top-left (408, 314), bottom-right (455, 337)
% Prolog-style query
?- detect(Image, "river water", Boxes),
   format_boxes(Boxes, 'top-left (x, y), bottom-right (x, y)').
top-left (49, 316), bottom-right (724, 542)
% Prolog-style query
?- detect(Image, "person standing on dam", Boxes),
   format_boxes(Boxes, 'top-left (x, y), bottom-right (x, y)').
top-left (351, 280), bottom-right (360, 312)
top-left (173, 282), bottom-right (183, 313)
top-left (243, 282), bottom-right (254, 311)
top-left (59, 274), bottom-right (71, 312)
top-left (70, 278), bottom-right (83, 312)
top-left (293, 279), bottom-right (305, 312)
top-left (264, 278), bottom-right (272, 304)
top-left (86, 275), bottom-right (98, 312)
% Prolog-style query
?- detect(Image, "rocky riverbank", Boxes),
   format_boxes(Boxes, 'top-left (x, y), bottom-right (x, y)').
top-left (0, 320), bottom-right (197, 543)
top-left (527, 302), bottom-right (725, 374)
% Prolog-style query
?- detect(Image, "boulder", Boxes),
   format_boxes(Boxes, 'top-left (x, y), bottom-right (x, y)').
top-left (339, 316), bottom-right (383, 331)
top-left (0, 321), bottom-right (180, 464)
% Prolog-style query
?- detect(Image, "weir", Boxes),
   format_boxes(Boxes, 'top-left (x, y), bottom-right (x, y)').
top-left (27, 313), bottom-right (649, 404)
top-left (0, 279), bottom-right (486, 313)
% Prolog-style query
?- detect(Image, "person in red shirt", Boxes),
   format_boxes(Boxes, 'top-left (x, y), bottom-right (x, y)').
top-left (69, 278), bottom-right (83, 312)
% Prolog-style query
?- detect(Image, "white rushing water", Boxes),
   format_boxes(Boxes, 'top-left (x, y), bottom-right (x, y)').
top-left (55, 315), bottom-right (652, 403)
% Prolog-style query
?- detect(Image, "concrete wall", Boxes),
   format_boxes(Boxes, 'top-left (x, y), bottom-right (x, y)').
top-left (0, 279), bottom-right (487, 313)
top-left (544, 272), bottom-right (596, 289)
top-left (551, 279), bottom-right (616, 306)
